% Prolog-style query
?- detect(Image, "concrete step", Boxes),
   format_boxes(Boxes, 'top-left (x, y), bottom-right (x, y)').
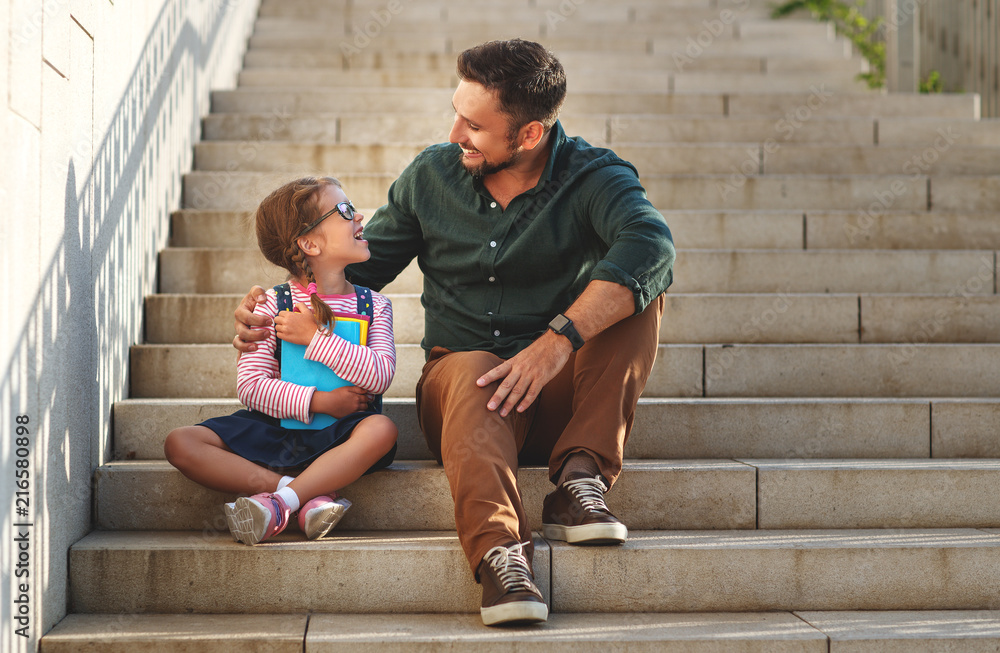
top-left (236, 68), bottom-right (870, 94)
top-left (652, 36), bottom-right (853, 59)
top-left (668, 210), bottom-right (1000, 251)
top-left (804, 211), bottom-right (1000, 250)
top-left (671, 249), bottom-right (996, 294)
top-left (551, 529), bottom-right (1000, 612)
top-left (129, 341), bottom-right (1000, 399)
top-left (702, 344), bottom-right (1000, 398)
top-left (242, 48), bottom-right (865, 76)
top-left (609, 116), bottom-right (878, 145)
top-left (245, 22), bottom-right (839, 51)
top-left (182, 171), bottom-right (394, 212)
top-left (725, 92), bottom-right (980, 120)
top-left (183, 169), bottom-right (1000, 212)
top-left (239, 68), bottom-right (459, 89)
top-left (94, 459), bottom-right (1000, 532)
top-left (647, 175), bottom-right (1000, 212)
top-left (68, 529), bottom-right (1000, 613)
top-left (878, 117), bottom-right (1000, 146)
top-left (177, 169), bottom-right (927, 212)
top-left (763, 145), bottom-right (1000, 176)
top-left (128, 343), bottom-right (697, 399)
top-left (749, 459), bottom-right (1000, 528)
top-left (67, 530), bottom-right (549, 614)
top-left (93, 460), bottom-right (756, 532)
top-left (41, 611), bottom-right (1000, 652)
top-left (144, 292), bottom-right (1000, 346)
top-left (199, 113), bottom-right (1000, 148)
top-left (193, 142), bottom-right (425, 174)
top-left (198, 141), bottom-right (875, 176)
top-left (200, 111), bottom-right (607, 146)
top-left (172, 208), bottom-right (818, 249)
top-left (210, 88), bottom-right (979, 119)
top-left (158, 246), bottom-right (998, 295)
top-left (117, 396), bottom-right (974, 462)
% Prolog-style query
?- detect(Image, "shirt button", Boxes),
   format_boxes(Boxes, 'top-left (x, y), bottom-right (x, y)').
top-left (489, 241), bottom-right (497, 248)
top-left (488, 276), bottom-right (496, 282)
top-left (493, 330), bottom-right (501, 337)
top-left (490, 202), bottom-right (497, 208)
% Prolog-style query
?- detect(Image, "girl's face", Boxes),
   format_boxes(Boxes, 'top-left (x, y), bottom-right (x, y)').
top-left (307, 184), bottom-right (369, 265)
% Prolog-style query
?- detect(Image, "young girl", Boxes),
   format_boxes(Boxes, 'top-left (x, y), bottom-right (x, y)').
top-left (164, 176), bottom-right (398, 545)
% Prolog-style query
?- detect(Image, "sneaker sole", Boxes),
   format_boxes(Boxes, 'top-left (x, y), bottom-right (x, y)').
top-left (301, 499), bottom-right (351, 540)
top-left (542, 522), bottom-right (628, 544)
top-left (223, 503), bottom-right (241, 542)
top-left (229, 497), bottom-right (270, 545)
top-left (481, 600), bottom-right (548, 626)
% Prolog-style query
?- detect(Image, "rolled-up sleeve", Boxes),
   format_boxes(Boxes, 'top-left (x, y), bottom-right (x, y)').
top-left (585, 164), bottom-right (675, 314)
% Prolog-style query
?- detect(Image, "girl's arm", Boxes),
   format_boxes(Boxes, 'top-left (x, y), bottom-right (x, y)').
top-left (303, 294), bottom-right (396, 395)
top-left (236, 292), bottom-right (318, 423)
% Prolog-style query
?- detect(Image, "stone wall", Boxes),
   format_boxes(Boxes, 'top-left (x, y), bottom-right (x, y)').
top-left (0, 1), bottom-right (259, 649)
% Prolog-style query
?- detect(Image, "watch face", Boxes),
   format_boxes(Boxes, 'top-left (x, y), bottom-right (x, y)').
top-left (550, 314), bottom-right (570, 331)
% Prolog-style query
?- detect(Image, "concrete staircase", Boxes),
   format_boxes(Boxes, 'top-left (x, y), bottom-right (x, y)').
top-left (42, 0), bottom-right (1000, 649)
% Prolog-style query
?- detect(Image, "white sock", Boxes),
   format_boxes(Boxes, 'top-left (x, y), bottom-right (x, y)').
top-left (277, 475), bottom-right (295, 490)
top-left (275, 486), bottom-right (300, 513)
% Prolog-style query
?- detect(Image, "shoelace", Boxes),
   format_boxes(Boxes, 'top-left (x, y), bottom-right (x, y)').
top-left (484, 542), bottom-right (535, 592)
top-left (563, 476), bottom-right (611, 513)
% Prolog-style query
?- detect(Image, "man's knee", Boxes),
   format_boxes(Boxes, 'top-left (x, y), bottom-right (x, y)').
top-left (426, 350), bottom-right (505, 391)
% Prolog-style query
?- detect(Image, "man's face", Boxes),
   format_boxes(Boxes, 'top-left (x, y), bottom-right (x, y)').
top-left (449, 80), bottom-right (521, 180)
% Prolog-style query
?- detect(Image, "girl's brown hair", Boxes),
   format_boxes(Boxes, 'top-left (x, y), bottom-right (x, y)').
top-left (254, 176), bottom-right (340, 334)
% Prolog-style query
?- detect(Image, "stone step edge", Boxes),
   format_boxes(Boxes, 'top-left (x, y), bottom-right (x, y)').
top-left (41, 610), bottom-right (1000, 649)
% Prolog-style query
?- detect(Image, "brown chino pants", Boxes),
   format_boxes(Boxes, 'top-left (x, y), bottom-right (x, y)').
top-left (415, 294), bottom-right (665, 577)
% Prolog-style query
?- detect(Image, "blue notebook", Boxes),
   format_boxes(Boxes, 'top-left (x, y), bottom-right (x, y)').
top-left (280, 319), bottom-right (363, 430)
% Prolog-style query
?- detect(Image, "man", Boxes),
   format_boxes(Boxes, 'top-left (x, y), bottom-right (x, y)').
top-left (234, 39), bottom-right (674, 626)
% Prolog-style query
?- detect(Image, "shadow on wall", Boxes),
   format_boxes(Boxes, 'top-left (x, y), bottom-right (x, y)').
top-left (1, 0), bottom-right (257, 648)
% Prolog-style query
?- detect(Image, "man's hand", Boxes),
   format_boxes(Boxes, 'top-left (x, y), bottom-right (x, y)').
top-left (233, 286), bottom-right (271, 353)
top-left (476, 330), bottom-right (573, 417)
top-left (311, 385), bottom-right (372, 418)
top-left (274, 303), bottom-right (319, 346)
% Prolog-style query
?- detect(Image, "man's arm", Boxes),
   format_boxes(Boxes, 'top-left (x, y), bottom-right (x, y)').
top-left (476, 279), bottom-right (634, 417)
top-left (234, 285), bottom-right (271, 353)
top-left (476, 162), bottom-right (674, 416)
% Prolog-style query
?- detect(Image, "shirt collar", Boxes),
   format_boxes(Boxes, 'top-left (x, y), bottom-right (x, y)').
top-left (524, 120), bottom-right (567, 196)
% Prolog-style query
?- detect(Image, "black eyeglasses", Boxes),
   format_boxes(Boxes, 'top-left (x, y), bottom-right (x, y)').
top-left (298, 201), bottom-right (357, 236)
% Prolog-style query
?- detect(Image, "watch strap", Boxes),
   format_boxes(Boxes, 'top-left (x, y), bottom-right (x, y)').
top-left (548, 314), bottom-right (585, 351)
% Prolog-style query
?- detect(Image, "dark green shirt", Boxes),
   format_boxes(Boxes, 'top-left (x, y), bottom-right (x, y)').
top-left (346, 120), bottom-right (675, 358)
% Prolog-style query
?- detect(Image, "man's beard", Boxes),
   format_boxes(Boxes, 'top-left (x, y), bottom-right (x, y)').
top-left (459, 142), bottom-right (522, 181)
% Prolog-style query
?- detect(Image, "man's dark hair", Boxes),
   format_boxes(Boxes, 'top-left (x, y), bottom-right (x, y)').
top-left (456, 39), bottom-right (567, 137)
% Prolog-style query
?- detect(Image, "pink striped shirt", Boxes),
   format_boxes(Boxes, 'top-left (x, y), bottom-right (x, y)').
top-left (237, 281), bottom-right (396, 424)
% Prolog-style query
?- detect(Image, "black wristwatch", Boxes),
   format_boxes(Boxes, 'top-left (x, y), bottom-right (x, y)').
top-left (548, 314), bottom-right (585, 351)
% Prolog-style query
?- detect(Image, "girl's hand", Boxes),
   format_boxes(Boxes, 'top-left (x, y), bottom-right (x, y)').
top-left (311, 386), bottom-right (371, 418)
top-left (274, 303), bottom-right (319, 345)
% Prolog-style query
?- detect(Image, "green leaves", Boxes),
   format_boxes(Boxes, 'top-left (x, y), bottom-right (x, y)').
top-left (770, 0), bottom-right (886, 89)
